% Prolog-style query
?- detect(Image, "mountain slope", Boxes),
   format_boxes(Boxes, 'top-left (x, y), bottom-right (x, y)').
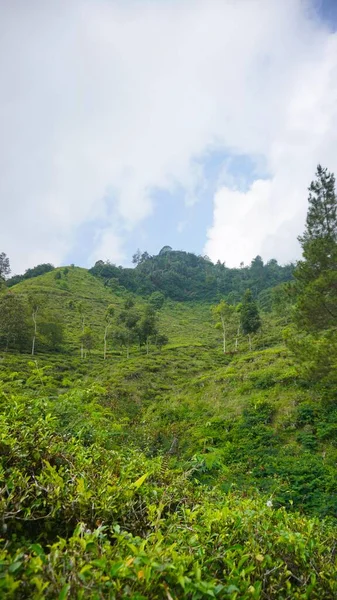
top-left (1, 266), bottom-right (337, 597)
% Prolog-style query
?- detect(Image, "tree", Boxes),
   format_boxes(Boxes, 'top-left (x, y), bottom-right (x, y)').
top-left (103, 305), bottom-right (115, 360)
top-left (0, 292), bottom-right (29, 351)
top-left (159, 246), bottom-right (172, 255)
top-left (40, 319), bottom-right (64, 351)
top-left (77, 302), bottom-right (86, 359)
top-left (295, 165), bottom-right (337, 331)
top-left (137, 305), bottom-right (158, 355)
top-left (149, 291), bottom-right (165, 310)
top-left (299, 165), bottom-right (336, 249)
top-left (289, 166), bottom-right (337, 393)
top-left (155, 333), bottom-right (169, 351)
top-left (132, 250), bottom-right (151, 266)
top-left (117, 301), bottom-right (140, 358)
top-left (240, 289), bottom-right (261, 350)
top-left (28, 294), bottom-right (45, 356)
top-left (0, 252), bottom-right (10, 282)
top-left (212, 300), bottom-right (235, 353)
top-left (132, 249), bottom-right (142, 265)
top-left (80, 327), bottom-right (94, 358)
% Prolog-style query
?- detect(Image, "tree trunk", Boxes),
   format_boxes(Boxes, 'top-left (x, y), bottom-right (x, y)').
top-left (104, 325), bottom-right (108, 360)
top-left (31, 309), bottom-right (38, 356)
top-left (221, 316), bottom-right (226, 353)
top-left (80, 316), bottom-right (85, 359)
top-left (235, 324), bottom-right (240, 351)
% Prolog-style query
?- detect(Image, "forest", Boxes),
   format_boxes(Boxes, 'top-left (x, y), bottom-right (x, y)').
top-left (0, 165), bottom-right (337, 598)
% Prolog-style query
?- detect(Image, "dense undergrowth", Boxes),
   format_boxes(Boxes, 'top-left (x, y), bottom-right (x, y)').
top-left (1, 381), bottom-right (337, 599)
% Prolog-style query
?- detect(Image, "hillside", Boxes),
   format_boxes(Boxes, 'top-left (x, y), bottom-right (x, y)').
top-left (5, 266), bottom-right (224, 359)
top-left (1, 233), bottom-right (337, 596)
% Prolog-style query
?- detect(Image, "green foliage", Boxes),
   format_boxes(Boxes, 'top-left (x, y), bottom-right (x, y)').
top-left (2, 220), bottom-right (337, 598)
top-left (90, 251), bottom-right (294, 302)
top-left (80, 327), bottom-right (95, 356)
top-left (295, 165), bottom-right (337, 329)
top-left (7, 263), bottom-right (55, 288)
top-left (0, 251), bottom-right (11, 280)
top-left (212, 300), bottom-right (238, 353)
top-left (240, 290), bottom-right (261, 348)
top-left (1, 387), bottom-right (337, 599)
top-left (0, 292), bottom-right (30, 351)
top-left (149, 291), bottom-right (165, 310)
top-left (289, 165), bottom-right (337, 391)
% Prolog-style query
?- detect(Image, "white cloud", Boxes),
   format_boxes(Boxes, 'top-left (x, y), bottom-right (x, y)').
top-left (0, 0), bottom-right (336, 272)
top-left (205, 17), bottom-right (337, 265)
top-left (89, 229), bottom-right (126, 266)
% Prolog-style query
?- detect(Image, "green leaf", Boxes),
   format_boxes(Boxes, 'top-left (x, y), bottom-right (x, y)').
top-left (132, 472), bottom-right (149, 489)
top-left (58, 584), bottom-right (70, 600)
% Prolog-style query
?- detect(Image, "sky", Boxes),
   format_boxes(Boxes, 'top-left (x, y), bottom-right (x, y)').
top-left (1, 0), bottom-right (337, 274)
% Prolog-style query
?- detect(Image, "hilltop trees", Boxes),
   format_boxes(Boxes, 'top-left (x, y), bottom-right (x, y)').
top-left (6, 263), bottom-right (55, 287)
top-left (90, 250), bottom-right (294, 302)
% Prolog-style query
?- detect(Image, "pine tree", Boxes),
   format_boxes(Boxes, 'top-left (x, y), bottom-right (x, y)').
top-left (240, 289), bottom-right (261, 350)
top-left (300, 165), bottom-right (336, 243)
top-left (295, 165), bottom-right (337, 330)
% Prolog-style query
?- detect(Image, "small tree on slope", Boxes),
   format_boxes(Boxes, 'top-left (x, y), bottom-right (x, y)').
top-left (240, 289), bottom-right (261, 351)
top-left (212, 300), bottom-right (235, 353)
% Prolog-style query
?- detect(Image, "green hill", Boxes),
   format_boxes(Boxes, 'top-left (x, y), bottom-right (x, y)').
top-left (1, 245), bottom-right (337, 597)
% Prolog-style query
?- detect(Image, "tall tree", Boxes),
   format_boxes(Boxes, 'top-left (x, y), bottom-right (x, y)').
top-left (77, 302), bottom-right (86, 359)
top-left (80, 327), bottom-right (94, 358)
top-left (28, 294), bottom-right (44, 356)
top-left (0, 252), bottom-right (10, 282)
top-left (240, 289), bottom-right (261, 350)
top-left (103, 305), bottom-right (115, 360)
top-left (212, 300), bottom-right (235, 353)
top-left (40, 319), bottom-right (64, 352)
top-left (0, 292), bottom-right (28, 351)
top-left (138, 305), bottom-right (158, 355)
top-left (295, 165), bottom-right (337, 330)
top-left (288, 166), bottom-right (337, 391)
top-left (117, 299), bottom-right (140, 358)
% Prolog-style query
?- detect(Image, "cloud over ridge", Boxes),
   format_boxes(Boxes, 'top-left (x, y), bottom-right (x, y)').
top-left (0, 0), bottom-right (336, 271)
